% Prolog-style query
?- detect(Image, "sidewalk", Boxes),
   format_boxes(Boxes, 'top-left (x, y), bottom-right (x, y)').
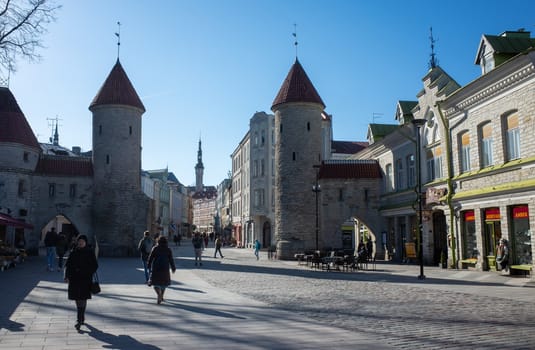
top-left (0, 248), bottom-right (393, 350)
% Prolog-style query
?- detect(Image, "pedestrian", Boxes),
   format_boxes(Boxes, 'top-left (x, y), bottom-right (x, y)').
top-left (192, 232), bottom-right (203, 266)
top-left (214, 235), bottom-right (224, 258)
top-left (64, 234), bottom-right (98, 331)
top-left (147, 236), bottom-right (176, 304)
top-left (44, 227), bottom-right (58, 271)
top-left (137, 231), bottom-right (153, 283)
top-left (173, 234), bottom-right (179, 246)
top-left (254, 239), bottom-right (261, 260)
top-left (203, 232), bottom-right (209, 250)
top-left (496, 238), bottom-right (509, 273)
top-left (177, 233), bottom-right (181, 246)
top-left (56, 232), bottom-right (68, 271)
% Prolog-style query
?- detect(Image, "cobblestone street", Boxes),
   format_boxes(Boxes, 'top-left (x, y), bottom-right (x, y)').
top-left (191, 245), bottom-right (535, 350)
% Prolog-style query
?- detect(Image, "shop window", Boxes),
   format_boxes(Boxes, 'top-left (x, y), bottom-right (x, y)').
top-left (461, 210), bottom-right (477, 259)
top-left (510, 205), bottom-right (532, 265)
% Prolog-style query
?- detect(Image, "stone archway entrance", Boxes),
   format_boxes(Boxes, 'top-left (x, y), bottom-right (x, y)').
top-left (40, 215), bottom-right (80, 256)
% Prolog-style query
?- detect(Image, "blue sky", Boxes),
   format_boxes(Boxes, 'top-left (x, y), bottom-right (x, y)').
top-left (8, 0), bottom-right (535, 186)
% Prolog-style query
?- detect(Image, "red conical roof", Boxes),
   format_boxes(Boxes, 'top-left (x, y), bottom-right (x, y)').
top-left (271, 59), bottom-right (325, 110)
top-left (89, 60), bottom-right (145, 112)
top-left (0, 87), bottom-right (40, 149)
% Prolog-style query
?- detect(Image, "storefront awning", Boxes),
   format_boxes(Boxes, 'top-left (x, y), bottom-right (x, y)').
top-left (0, 213), bottom-right (34, 229)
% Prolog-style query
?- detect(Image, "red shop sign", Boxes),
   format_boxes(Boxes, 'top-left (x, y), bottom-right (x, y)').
top-left (464, 210), bottom-right (475, 222)
top-left (485, 208), bottom-right (501, 221)
top-left (513, 206), bottom-right (529, 219)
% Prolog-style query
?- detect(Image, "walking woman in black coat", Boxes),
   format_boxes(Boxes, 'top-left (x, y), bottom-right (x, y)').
top-left (147, 236), bottom-right (176, 304)
top-left (64, 234), bottom-right (98, 330)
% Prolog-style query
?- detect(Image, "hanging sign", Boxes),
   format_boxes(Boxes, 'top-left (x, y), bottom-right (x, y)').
top-left (513, 206), bottom-right (529, 219)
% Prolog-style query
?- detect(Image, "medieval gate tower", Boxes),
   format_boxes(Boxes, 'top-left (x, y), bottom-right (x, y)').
top-left (272, 59), bottom-right (326, 259)
top-left (89, 59), bottom-right (149, 255)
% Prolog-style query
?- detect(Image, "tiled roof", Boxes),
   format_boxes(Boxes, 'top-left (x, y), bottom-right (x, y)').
top-left (89, 60), bottom-right (145, 112)
top-left (331, 140), bottom-right (368, 154)
top-left (319, 160), bottom-right (381, 179)
top-left (35, 156), bottom-right (93, 177)
top-left (368, 124), bottom-right (399, 138)
top-left (484, 34), bottom-right (535, 54)
top-left (272, 59), bottom-right (325, 110)
top-left (0, 87), bottom-right (40, 149)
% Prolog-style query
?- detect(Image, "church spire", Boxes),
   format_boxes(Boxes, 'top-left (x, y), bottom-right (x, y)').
top-left (195, 137), bottom-right (204, 192)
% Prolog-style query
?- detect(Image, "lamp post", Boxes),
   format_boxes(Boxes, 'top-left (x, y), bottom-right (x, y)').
top-left (312, 165), bottom-right (321, 251)
top-left (412, 118), bottom-right (426, 280)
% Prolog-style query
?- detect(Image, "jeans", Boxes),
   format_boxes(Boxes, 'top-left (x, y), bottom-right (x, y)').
top-left (46, 246), bottom-right (56, 270)
top-left (141, 258), bottom-right (150, 282)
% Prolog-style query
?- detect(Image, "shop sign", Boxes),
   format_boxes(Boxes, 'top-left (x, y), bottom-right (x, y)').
top-left (485, 208), bottom-right (500, 221)
top-left (513, 206), bottom-right (529, 219)
top-left (464, 210), bottom-right (475, 222)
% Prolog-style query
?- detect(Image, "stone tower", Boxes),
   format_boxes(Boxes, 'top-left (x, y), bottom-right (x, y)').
top-left (89, 59), bottom-right (149, 256)
top-left (195, 138), bottom-right (204, 192)
top-left (271, 59), bottom-right (325, 259)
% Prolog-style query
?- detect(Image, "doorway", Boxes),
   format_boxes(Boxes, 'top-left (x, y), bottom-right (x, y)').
top-left (483, 221), bottom-right (501, 271)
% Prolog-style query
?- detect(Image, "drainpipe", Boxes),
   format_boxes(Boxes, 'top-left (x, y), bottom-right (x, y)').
top-left (436, 101), bottom-right (457, 268)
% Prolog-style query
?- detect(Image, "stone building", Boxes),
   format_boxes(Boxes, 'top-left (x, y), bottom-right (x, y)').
top-left (0, 59), bottom-right (149, 256)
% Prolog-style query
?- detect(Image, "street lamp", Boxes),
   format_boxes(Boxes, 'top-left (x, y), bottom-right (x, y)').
top-left (412, 118), bottom-right (426, 280)
top-left (312, 165), bottom-right (321, 251)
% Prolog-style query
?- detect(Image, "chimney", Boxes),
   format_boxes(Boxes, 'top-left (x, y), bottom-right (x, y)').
top-left (72, 146), bottom-right (81, 155)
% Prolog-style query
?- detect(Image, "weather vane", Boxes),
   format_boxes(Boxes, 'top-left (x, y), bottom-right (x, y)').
top-left (115, 21), bottom-right (121, 59)
top-left (292, 23), bottom-right (298, 58)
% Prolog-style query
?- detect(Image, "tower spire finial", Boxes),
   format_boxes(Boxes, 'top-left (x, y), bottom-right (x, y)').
top-left (292, 23), bottom-right (298, 59)
top-left (429, 26), bottom-right (438, 69)
top-left (115, 21), bottom-right (121, 60)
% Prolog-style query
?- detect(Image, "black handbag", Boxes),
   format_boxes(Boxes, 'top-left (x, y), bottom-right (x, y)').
top-left (91, 272), bottom-right (101, 294)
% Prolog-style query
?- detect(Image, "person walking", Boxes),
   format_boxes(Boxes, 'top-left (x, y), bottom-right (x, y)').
top-left (64, 234), bottom-right (98, 331)
top-left (138, 231), bottom-right (153, 284)
top-left (213, 235), bottom-right (224, 258)
top-left (147, 236), bottom-right (176, 304)
top-left (254, 239), bottom-right (261, 260)
top-left (56, 232), bottom-right (68, 271)
top-left (44, 227), bottom-right (58, 271)
top-left (192, 232), bottom-right (203, 266)
top-left (496, 238), bottom-right (510, 274)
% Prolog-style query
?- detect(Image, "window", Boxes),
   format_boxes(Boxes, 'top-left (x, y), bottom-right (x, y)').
top-left (505, 114), bottom-right (520, 161)
top-left (480, 123), bottom-right (493, 168)
top-left (23, 152), bottom-right (29, 162)
top-left (292, 152), bottom-right (296, 161)
top-left (106, 155), bottom-right (110, 164)
top-left (338, 188), bottom-right (343, 201)
top-left (69, 184), bottom-right (76, 198)
top-left (254, 132), bottom-right (259, 146)
top-left (426, 149), bottom-right (443, 182)
top-left (407, 154), bottom-right (415, 188)
top-left (395, 158), bottom-right (404, 190)
top-left (385, 164), bottom-right (393, 192)
top-left (18, 180), bottom-right (25, 197)
top-left (261, 159), bottom-right (265, 176)
top-left (434, 147), bottom-right (443, 179)
top-left (49, 183), bottom-right (55, 197)
top-left (459, 132), bottom-right (471, 173)
top-left (307, 122), bottom-right (310, 131)
top-left (253, 160), bottom-right (258, 177)
top-left (99, 125), bottom-right (102, 135)
top-left (129, 126), bottom-right (132, 135)
top-left (261, 130), bottom-right (265, 146)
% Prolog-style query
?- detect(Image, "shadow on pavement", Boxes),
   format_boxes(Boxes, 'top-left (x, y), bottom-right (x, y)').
top-left (84, 323), bottom-right (162, 350)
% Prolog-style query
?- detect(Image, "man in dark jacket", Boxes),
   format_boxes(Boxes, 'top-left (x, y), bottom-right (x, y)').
top-left (138, 231), bottom-right (153, 283)
top-left (44, 227), bottom-right (58, 271)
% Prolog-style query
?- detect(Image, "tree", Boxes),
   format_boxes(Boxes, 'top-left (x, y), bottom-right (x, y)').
top-left (0, 0), bottom-right (60, 75)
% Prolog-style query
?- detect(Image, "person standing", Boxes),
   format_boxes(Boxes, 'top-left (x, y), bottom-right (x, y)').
top-left (214, 235), bottom-right (224, 258)
top-left (254, 239), bottom-right (261, 260)
top-left (192, 233), bottom-right (203, 266)
top-left (56, 232), bottom-right (68, 271)
top-left (147, 236), bottom-right (176, 304)
top-left (64, 234), bottom-right (98, 330)
top-left (137, 231), bottom-right (153, 284)
top-left (44, 227), bottom-right (58, 271)
top-left (496, 238), bottom-right (510, 273)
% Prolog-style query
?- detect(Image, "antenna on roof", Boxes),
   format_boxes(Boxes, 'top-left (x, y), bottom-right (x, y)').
top-left (115, 21), bottom-right (121, 60)
top-left (429, 26), bottom-right (438, 69)
top-left (47, 115), bottom-right (62, 145)
top-left (292, 23), bottom-right (298, 59)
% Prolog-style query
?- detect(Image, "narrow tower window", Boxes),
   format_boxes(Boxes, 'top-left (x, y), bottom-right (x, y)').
top-left (106, 155), bottom-right (110, 164)
top-left (129, 126), bottom-right (132, 135)
top-left (99, 125), bottom-right (102, 135)
top-left (280, 124), bottom-right (283, 133)
top-left (307, 122), bottom-right (310, 131)
top-left (292, 152), bottom-right (296, 161)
